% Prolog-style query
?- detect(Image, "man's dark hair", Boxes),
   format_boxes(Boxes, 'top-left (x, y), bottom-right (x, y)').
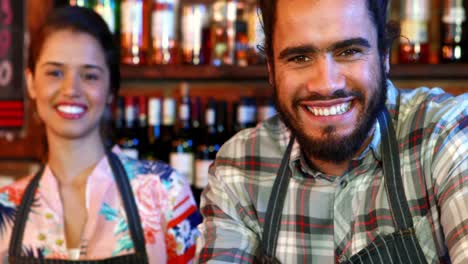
top-left (28, 6), bottom-right (120, 97)
top-left (258, 0), bottom-right (399, 63)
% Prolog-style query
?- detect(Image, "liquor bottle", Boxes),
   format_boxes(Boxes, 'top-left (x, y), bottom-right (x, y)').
top-left (119, 96), bottom-right (140, 159)
top-left (146, 97), bottom-right (163, 161)
top-left (112, 96), bottom-right (125, 145)
top-left (93, 0), bottom-right (120, 35)
top-left (170, 83), bottom-right (195, 185)
top-left (235, 3), bottom-right (249, 67)
top-left (150, 0), bottom-right (179, 64)
top-left (121, 0), bottom-right (149, 65)
top-left (441, 0), bottom-right (466, 62)
top-left (181, 4), bottom-right (207, 65)
top-left (137, 96), bottom-right (149, 158)
top-left (257, 97), bottom-right (276, 122)
top-left (399, 0), bottom-right (430, 63)
top-left (160, 95), bottom-right (176, 162)
top-left (69, 0), bottom-right (95, 8)
top-left (210, 0), bottom-right (237, 66)
top-left (194, 98), bottom-right (221, 205)
top-left (234, 96), bottom-right (257, 132)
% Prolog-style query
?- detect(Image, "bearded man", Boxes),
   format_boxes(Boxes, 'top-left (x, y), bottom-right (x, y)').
top-left (195, 0), bottom-right (468, 263)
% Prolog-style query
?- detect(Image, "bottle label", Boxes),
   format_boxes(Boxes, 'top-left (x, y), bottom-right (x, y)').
top-left (163, 98), bottom-right (176, 125)
top-left (205, 109), bottom-right (216, 125)
top-left (95, 3), bottom-right (116, 33)
top-left (179, 104), bottom-right (190, 120)
top-left (122, 148), bottom-right (139, 159)
top-left (400, 20), bottom-right (428, 43)
top-left (195, 159), bottom-right (213, 188)
top-left (121, 1), bottom-right (143, 35)
top-left (443, 7), bottom-right (466, 24)
top-left (170, 152), bottom-right (195, 184)
top-left (238, 105), bottom-right (256, 124)
top-left (148, 98), bottom-right (162, 126)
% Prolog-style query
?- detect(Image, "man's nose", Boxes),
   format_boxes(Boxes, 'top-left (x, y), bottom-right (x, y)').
top-left (305, 55), bottom-right (345, 96)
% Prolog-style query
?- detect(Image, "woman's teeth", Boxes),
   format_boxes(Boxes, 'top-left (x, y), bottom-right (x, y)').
top-left (306, 102), bottom-right (351, 116)
top-left (57, 105), bottom-right (85, 115)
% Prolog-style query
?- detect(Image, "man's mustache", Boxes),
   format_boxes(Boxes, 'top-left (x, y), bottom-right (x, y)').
top-left (294, 89), bottom-right (365, 103)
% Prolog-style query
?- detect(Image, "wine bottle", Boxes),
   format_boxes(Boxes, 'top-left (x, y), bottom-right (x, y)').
top-left (146, 97), bottom-right (163, 161)
top-left (119, 96), bottom-right (140, 159)
top-left (170, 83), bottom-right (195, 185)
top-left (235, 96), bottom-right (257, 132)
top-left (160, 95), bottom-right (176, 162)
top-left (194, 98), bottom-right (221, 205)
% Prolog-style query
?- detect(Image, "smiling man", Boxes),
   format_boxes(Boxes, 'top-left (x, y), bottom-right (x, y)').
top-left (195, 0), bottom-right (468, 263)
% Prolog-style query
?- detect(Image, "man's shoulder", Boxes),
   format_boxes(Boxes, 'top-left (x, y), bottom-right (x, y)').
top-left (397, 87), bottom-right (467, 125)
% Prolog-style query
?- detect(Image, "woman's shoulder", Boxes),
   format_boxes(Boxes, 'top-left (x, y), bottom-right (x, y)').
top-left (0, 175), bottom-right (33, 208)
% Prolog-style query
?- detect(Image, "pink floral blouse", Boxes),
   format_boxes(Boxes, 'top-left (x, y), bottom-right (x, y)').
top-left (0, 149), bottom-right (201, 263)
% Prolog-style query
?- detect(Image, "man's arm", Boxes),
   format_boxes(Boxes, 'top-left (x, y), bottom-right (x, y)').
top-left (196, 163), bottom-right (261, 264)
top-left (429, 93), bottom-right (468, 264)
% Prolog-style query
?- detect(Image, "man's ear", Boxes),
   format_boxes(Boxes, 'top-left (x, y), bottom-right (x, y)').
top-left (25, 69), bottom-right (36, 99)
top-left (383, 52), bottom-right (390, 77)
top-left (266, 57), bottom-right (274, 86)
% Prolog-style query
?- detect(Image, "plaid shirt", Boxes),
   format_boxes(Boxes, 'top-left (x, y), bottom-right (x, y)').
top-left (195, 82), bottom-right (468, 264)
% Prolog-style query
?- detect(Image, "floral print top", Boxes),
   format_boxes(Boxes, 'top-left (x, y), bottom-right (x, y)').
top-left (0, 149), bottom-right (201, 263)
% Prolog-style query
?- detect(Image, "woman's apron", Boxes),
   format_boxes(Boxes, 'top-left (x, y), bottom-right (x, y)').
top-left (8, 151), bottom-right (149, 264)
top-left (258, 109), bottom-right (428, 264)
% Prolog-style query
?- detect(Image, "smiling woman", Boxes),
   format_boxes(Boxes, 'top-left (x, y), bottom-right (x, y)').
top-left (0, 6), bottom-right (200, 264)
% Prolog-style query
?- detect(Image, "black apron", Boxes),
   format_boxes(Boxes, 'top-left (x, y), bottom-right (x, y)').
top-left (8, 151), bottom-right (149, 264)
top-left (258, 108), bottom-right (428, 264)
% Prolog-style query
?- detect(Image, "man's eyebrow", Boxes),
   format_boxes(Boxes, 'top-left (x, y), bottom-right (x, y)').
top-left (327, 38), bottom-right (371, 52)
top-left (277, 38), bottom-right (372, 60)
top-left (278, 45), bottom-right (319, 60)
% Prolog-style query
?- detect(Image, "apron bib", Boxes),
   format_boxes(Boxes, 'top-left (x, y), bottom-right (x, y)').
top-left (258, 109), bottom-right (428, 264)
top-left (8, 152), bottom-right (149, 264)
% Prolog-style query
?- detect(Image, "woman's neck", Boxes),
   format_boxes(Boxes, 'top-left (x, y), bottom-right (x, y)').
top-left (46, 132), bottom-right (106, 187)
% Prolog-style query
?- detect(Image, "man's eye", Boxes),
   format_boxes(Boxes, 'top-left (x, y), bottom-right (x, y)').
top-left (338, 48), bottom-right (361, 57)
top-left (288, 55), bottom-right (311, 64)
top-left (46, 70), bottom-right (63, 77)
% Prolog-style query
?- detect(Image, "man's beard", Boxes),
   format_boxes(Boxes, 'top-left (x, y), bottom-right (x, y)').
top-left (273, 64), bottom-right (388, 163)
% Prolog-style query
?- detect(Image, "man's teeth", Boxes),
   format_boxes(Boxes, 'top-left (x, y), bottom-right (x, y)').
top-left (57, 105), bottom-right (85, 115)
top-left (306, 102), bottom-right (351, 116)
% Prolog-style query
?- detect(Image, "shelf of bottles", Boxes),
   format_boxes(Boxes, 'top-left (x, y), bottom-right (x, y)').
top-left (69, 0), bottom-right (468, 80)
top-left (110, 83), bottom-right (275, 204)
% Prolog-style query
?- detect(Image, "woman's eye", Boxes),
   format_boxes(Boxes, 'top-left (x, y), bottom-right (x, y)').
top-left (288, 55), bottom-right (311, 64)
top-left (82, 72), bottom-right (100, 81)
top-left (46, 70), bottom-right (63, 77)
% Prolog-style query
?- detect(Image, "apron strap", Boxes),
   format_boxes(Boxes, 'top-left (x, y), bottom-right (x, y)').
top-left (8, 166), bottom-right (45, 257)
top-left (261, 136), bottom-right (295, 260)
top-left (106, 152), bottom-right (148, 257)
top-left (377, 108), bottom-right (414, 230)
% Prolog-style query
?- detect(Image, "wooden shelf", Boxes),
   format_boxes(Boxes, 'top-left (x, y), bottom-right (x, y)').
top-left (121, 64), bottom-right (468, 81)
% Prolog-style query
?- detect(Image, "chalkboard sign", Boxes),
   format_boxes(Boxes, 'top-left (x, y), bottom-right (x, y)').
top-left (0, 0), bottom-right (25, 129)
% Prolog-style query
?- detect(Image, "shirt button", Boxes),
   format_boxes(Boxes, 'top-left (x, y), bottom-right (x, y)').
top-left (340, 180), bottom-right (348, 188)
top-left (338, 255), bottom-right (348, 262)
